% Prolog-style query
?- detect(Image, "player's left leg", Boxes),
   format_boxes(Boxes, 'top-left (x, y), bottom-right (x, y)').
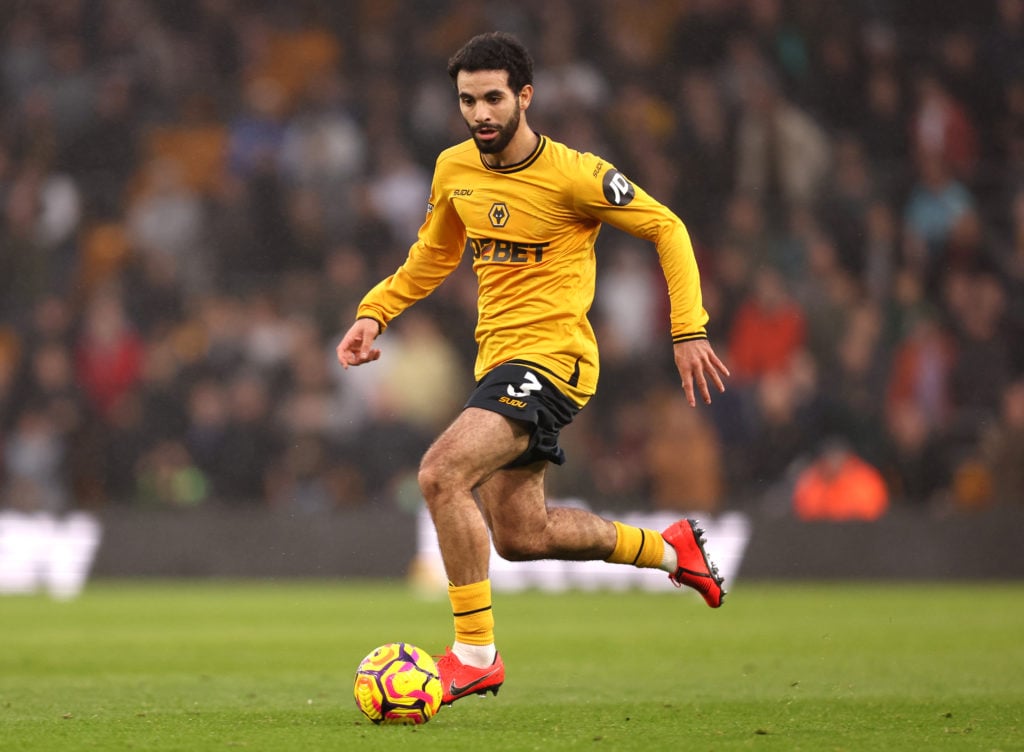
top-left (477, 462), bottom-right (618, 562)
top-left (477, 466), bottom-right (725, 607)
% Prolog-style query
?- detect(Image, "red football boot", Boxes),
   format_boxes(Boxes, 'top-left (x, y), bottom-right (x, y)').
top-left (662, 519), bottom-right (726, 608)
top-left (436, 648), bottom-right (505, 705)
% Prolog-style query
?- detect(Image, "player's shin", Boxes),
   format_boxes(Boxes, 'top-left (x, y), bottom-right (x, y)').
top-left (448, 579), bottom-right (497, 667)
top-left (604, 521), bottom-right (666, 569)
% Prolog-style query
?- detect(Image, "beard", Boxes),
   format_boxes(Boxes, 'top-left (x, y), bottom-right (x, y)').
top-left (470, 105), bottom-right (521, 155)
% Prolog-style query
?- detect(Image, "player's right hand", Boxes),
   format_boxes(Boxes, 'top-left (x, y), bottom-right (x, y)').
top-left (336, 318), bottom-right (382, 369)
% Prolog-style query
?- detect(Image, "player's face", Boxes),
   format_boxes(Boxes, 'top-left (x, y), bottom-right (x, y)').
top-left (456, 70), bottom-right (527, 155)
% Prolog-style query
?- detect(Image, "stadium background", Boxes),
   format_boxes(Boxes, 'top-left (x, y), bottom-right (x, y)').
top-left (1, 0), bottom-right (1023, 588)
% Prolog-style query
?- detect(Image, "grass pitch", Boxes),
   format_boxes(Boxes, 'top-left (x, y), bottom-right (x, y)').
top-left (1, 580), bottom-right (1022, 751)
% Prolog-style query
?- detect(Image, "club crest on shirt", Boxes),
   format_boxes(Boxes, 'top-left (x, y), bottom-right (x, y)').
top-left (488, 202), bottom-right (510, 228)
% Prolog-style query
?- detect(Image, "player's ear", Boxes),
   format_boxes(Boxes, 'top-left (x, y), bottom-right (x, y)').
top-left (518, 84), bottom-right (533, 110)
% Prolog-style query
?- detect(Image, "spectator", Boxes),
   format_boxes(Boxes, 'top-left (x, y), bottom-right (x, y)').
top-left (42, 35), bottom-right (96, 148)
top-left (73, 286), bottom-right (144, 420)
top-left (213, 371), bottom-right (282, 505)
top-left (277, 316), bottom-right (343, 443)
top-left (222, 77), bottom-right (294, 281)
top-left (135, 439), bottom-right (208, 507)
top-left (861, 200), bottom-right (900, 303)
top-left (269, 434), bottom-right (338, 513)
top-left (727, 265), bottom-right (807, 384)
top-left (644, 386), bottom-right (724, 513)
top-left (738, 360), bottom-right (820, 504)
top-left (1001, 188), bottom-right (1024, 373)
top-left (793, 437), bottom-right (890, 522)
top-left (981, 378), bottom-right (1024, 505)
top-left (859, 65), bottom-right (911, 201)
top-left (983, 0), bottom-right (1024, 91)
top-left (0, 331), bottom-right (21, 431)
top-left (992, 78), bottom-right (1024, 216)
top-left (672, 69), bottom-right (736, 240)
top-left (818, 301), bottom-right (889, 464)
top-left (279, 68), bottom-right (367, 241)
top-left (797, 231), bottom-right (861, 377)
top-left (881, 401), bottom-right (950, 507)
top-left (908, 70), bottom-right (979, 183)
top-left (902, 149), bottom-right (975, 281)
top-left (734, 64), bottom-right (832, 218)
top-left (885, 309), bottom-right (956, 434)
top-left (366, 140), bottom-right (432, 243)
top-left (1, 165), bottom-right (67, 320)
top-left (816, 134), bottom-right (880, 277)
top-left (60, 70), bottom-right (140, 219)
top-left (944, 270), bottom-right (1014, 438)
top-left (594, 239), bottom-right (667, 362)
top-left (2, 404), bottom-right (69, 514)
top-left (807, 30), bottom-right (863, 130)
top-left (125, 157), bottom-right (210, 296)
top-left (183, 377), bottom-right (229, 486)
top-left (368, 310), bottom-right (469, 435)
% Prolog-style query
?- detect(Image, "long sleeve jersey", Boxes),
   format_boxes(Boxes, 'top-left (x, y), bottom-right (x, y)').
top-left (356, 134), bottom-right (708, 407)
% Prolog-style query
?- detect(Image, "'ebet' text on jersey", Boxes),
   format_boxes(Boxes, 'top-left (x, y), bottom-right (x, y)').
top-left (470, 237), bottom-right (549, 263)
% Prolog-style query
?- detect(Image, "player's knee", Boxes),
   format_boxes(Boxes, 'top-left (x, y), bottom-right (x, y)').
top-left (417, 454), bottom-right (466, 504)
top-left (417, 460), bottom-right (444, 503)
top-left (492, 530), bottom-right (543, 562)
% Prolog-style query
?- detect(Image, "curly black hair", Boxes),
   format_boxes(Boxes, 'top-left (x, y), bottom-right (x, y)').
top-left (447, 32), bottom-right (534, 94)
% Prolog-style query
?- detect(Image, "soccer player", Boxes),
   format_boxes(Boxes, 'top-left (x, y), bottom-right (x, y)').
top-left (336, 31), bottom-right (730, 706)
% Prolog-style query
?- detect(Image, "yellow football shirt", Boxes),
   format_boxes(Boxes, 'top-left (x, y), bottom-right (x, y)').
top-left (356, 135), bottom-right (709, 407)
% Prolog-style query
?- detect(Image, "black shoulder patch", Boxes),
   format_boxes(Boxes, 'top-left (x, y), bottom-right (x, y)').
top-left (602, 169), bottom-right (635, 206)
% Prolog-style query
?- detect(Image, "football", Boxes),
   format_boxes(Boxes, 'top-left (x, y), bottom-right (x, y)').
top-left (353, 642), bottom-right (443, 725)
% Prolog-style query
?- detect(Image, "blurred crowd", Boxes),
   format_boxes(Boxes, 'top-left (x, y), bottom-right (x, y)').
top-left (1, 0), bottom-right (1023, 519)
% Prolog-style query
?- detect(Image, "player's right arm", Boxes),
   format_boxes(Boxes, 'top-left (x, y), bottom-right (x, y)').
top-left (337, 157), bottom-right (466, 368)
top-left (355, 160), bottom-right (467, 335)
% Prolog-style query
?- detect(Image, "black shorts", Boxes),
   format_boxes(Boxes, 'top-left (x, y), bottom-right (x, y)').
top-left (464, 361), bottom-right (581, 467)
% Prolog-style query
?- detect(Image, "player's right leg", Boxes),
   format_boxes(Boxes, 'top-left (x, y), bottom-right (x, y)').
top-left (419, 406), bottom-right (530, 586)
top-left (435, 647), bottom-right (505, 705)
top-left (418, 407), bottom-right (528, 704)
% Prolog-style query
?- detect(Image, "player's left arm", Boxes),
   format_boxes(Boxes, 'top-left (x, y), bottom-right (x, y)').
top-left (575, 161), bottom-right (729, 405)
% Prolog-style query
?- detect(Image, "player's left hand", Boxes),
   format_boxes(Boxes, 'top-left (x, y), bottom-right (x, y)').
top-left (673, 339), bottom-right (729, 407)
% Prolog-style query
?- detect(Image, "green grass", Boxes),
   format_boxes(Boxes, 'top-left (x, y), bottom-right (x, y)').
top-left (1, 580), bottom-right (1022, 751)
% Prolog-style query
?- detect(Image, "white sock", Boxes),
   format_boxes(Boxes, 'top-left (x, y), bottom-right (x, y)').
top-left (660, 536), bottom-right (678, 573)
top-left (452, 641), bottom-right (497, 668)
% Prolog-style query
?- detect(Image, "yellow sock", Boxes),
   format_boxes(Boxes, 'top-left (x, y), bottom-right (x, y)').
top-left (605, 521), bottom-right (665, 569)
top-left (448, 579), bottom-right (494, 646)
